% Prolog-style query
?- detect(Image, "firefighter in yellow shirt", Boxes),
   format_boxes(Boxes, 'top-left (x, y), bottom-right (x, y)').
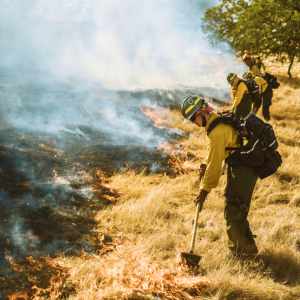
top-left (243, 71), bottom-right (273, 121)
top-left (243, 55), bottom-right (260, 77)
top-left (243, 50), bottom-right (257, 65)
top-left (180, 95), bottom-right (259, 257)
top-left (255, 56), bottom-right (265, 72)
top-left (227, 73), bottom-right (252, 121)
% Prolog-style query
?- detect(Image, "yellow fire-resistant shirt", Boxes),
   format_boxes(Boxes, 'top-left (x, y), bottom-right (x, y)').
top-left (248, 64), bottom-right (260, 77)
top-left (201, 113), bottom-right (239, 193)
top-left (230, 77), bottom-right (249, 107)
top-left (253, 76), bottom-right (269, 94)
top-left (255, 58), bottom-right (265, 69)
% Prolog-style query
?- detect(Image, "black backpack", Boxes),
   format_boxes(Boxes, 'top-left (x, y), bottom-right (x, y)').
top-left (237, 79), bottom-right (259, 102)
top-left (260, 72), bottom-right (280, 89)
top-left (207, 112), bottom-right (282, 179)
top-left (256, 58), bottom-right (262, 68)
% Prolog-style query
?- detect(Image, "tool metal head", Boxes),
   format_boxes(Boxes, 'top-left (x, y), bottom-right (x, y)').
top-left (181, 252), bottom-right (202, 268)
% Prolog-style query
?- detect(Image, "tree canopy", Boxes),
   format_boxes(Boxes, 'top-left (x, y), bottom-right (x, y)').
top-left (202, 0), bottom-right (300, 78)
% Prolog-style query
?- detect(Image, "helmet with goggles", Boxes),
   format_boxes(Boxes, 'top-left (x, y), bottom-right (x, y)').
top-left (181, 95), bottom-right (207, 124)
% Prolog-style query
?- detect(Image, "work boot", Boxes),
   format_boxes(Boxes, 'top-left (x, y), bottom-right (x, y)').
top-left (243, 243), bottom-right (259, 255)
top-left (228, 243), bottom-right (259, 259)
top-left (240, 243), bottom-right (260, 261)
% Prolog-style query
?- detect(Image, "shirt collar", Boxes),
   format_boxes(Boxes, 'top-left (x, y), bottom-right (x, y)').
top-left (205, 112), bottom-right (219, 133)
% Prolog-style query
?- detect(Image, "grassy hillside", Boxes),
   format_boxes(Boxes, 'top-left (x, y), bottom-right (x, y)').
top-left (50, 61), bottom-right (300, 299)
top-left (7, 62), bottom-right (300, 300)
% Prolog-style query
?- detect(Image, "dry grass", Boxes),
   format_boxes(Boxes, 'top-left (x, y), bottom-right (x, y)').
top-left (264, 57), bottom-right (300, 79)
top-left (56, 244), bottom-right (211, 300)
top-left (36, 63), bottom-right (300, 299)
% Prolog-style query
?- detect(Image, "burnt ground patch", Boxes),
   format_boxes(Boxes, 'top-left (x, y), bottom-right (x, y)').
top-left (0, 115), bottom-right (178, 299)
top-left (0, 73), bottom-right (195, 298)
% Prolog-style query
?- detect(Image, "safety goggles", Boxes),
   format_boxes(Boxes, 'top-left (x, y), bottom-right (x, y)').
top-left (190, 113), bottom-right (197, 122)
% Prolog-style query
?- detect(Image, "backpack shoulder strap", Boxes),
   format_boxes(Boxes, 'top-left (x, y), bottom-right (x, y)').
top-left (207, 116), bottom-right (238, 136)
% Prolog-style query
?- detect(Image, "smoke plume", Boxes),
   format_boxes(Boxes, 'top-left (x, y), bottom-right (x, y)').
top-left (0, 1), bottom-right (245, 286)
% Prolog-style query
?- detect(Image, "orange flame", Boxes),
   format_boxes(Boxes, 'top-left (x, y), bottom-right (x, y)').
top-left (158, 141), bottom-right (187, 157)
top-left (62, 241), bottom-right (211, 299)
top-left (157, 141), bottom-right (189, 176)
top-left (8, 292), bottom-right (29, 300)
top-left (139, 107), bottom-right (167, 127)
top-left (5, 249), bottom-right (69, 300)
top-left (157, 141), bottom-right (201, 176)
top-left (53, 169), bottom-right (69, 184)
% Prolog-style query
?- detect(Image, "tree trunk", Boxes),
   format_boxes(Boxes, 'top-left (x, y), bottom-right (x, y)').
top-left (287, 55), bottom-right (294, 79)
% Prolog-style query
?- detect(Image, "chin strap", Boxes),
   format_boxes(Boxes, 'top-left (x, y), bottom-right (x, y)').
top-left (202, 115), bottom-right (207, 127)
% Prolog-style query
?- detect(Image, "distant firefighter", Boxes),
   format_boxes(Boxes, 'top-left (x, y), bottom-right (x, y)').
top-left (243, 50), bottom-right (256, 64)
top-left (255, 56), bottom-right (265, 72)
top-left (227, 73), bottom-right (252, 120)
top-left (243, 54), bottom-right (260, 77)
top-left (243, 71), bottom-right (273, 121)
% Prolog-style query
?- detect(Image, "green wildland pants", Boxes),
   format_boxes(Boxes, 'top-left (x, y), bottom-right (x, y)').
top-left (234, 96), bottom-right (252, 121)
top-left (253, 89), bottom-right (273, 121)
top-left (224, 164), bottom-right (258, 254)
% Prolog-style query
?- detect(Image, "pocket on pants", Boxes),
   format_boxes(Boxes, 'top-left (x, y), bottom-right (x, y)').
top-left (227, 166), bottom-right (236, 190)
top-left (224, 201), bottom-right (244, 221)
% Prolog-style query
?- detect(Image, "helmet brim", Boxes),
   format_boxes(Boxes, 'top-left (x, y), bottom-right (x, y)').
top-left (183, 118), bottom-right (190, 124)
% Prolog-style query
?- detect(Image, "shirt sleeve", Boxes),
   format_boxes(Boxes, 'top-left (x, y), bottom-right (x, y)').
top-left (232, 82), bottom-right (248, 107)
top-left (200, 129), bottom-right (227, 192)
top-left (231, 85), bottom-right (236, 101)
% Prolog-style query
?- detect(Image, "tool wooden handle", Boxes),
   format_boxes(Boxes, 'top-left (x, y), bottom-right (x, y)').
top-left (189, 201), bottom-right (201, 253)
top-left (189, 177), bottom-right (203, 253)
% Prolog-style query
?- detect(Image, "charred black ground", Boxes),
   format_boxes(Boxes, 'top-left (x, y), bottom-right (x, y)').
top-left (0, 70), bottom-right (228, 297)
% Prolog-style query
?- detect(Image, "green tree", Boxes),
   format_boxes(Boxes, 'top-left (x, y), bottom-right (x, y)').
top-left (202, 0), bottom-right (300, 78)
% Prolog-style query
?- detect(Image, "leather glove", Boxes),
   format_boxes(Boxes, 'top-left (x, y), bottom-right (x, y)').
top-left (199, 164), bottom-right (206, 182)
top-left (194, 189), bottom-right (209, 211)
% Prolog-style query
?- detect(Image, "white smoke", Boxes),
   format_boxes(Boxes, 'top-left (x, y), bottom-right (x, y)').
top-left (0, 0), bottom-right (244, 91)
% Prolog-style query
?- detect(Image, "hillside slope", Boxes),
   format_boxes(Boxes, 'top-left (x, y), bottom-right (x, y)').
top-left (53, 61), bottom-right (300, 299)
top-left (6, 62), bottom-right (300, 300)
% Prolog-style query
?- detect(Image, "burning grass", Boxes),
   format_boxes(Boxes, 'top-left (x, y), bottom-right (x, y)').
top-left (58, 242), bottom-right (211, 300)
top-left (5, 234), bottom-right (211, 300)
top-left (3, 62), bottom-right (300, 299)
top-left (88, 68), bottom-right (300, 299)
top-left (1, 165), bottom-right (123, 299)
top-left (5, 249), bottom-right (71, 300)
